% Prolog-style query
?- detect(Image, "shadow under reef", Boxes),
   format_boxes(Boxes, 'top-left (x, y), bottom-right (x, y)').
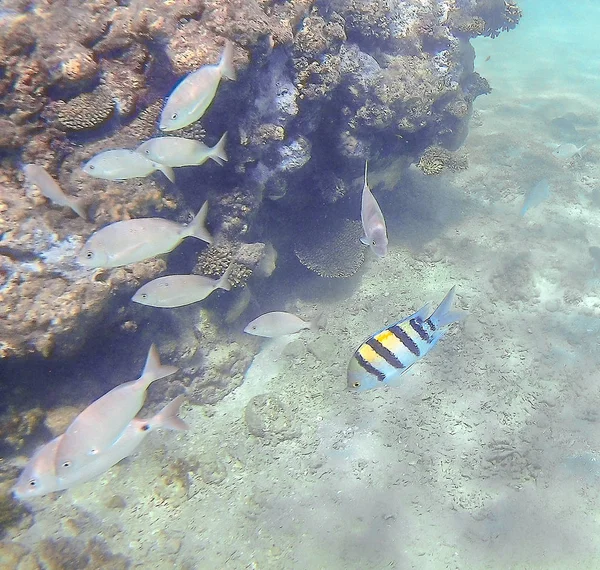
top-left (0, 292), bottom-right (190, 458)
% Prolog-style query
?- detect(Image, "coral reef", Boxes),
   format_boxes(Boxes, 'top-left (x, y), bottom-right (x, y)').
top-left (0, 407), bottom-right (44, 450)
top-left (0, 0), bottom-right (520, 376)
top-left (56, 89), bottom-right (115, 132)
top-left (294, 218), bottom-right (365, 278)
top-left (417, 145), bottom-right (469, 176)
top-left (195, 241), bottom-right (271, 288)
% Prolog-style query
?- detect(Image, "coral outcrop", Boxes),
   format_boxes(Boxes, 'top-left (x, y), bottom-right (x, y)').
top-left (294, 218), bottom-right (365, 278)
top-left (0, 0), bottom-right (519, 372)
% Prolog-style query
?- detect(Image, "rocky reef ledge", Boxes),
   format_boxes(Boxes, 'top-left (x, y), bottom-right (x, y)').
top-left (0, 0), bottom-right (520, 359)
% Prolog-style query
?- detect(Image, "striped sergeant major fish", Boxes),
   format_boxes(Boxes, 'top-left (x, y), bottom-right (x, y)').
top-left (347, 287), bottom-right (465, 392)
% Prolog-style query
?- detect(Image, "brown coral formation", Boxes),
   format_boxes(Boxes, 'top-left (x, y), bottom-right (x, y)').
top-left (417, 146), bottom-right (469, 176)
top-left (195, 241), bottom-right (269, 288)
top-left (57, 89), bottom-right (115, 131)
top-left (294, 218), bottom-right (365, 278)
top-left (0, 407), bottom-right (44, 450)
top-left (0, 537), bottom-right (131, 570)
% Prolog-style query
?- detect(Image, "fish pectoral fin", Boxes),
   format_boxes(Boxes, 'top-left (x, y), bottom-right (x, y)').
top-left (360, 236), bottom-right (371, 246)
top-left (385, 367), bottom-right (411, 387)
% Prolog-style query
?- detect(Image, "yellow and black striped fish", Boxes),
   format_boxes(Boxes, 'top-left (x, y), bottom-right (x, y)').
top-left (347, 287), bottom-right (464, 392)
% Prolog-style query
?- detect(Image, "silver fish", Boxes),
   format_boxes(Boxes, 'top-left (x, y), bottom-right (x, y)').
top-left (136, 133), bottom-right (227, 167)
top-left (23, 164), bottom-right (87, 219)
top-left (244, 311), bottom-right (317, 337)
top-left (54, 344), bottom-right (178, 478)
top-left (160, 40), bottom-right (236, 131)
top-left (360, 161), bottom-right (388, 257)
top-left (132, 265), bottom-right (233, 308)
top-left (13, 396), bottom-right (188, 499)
top-left (552, 143), bottom-right (586, 161)
top-left (520, 179), bottom-right (550, 216)
top-left (83, 149), bottom-right (175, 183)
top-left (78, 201), bottom-right (212, 269)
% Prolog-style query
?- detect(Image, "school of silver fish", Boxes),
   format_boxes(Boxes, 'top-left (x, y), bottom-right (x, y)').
top-left (14, 37), bottom-right (468, 501)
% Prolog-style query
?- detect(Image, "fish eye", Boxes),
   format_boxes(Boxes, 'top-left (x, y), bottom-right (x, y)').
top-left (88, 165), bottom-right (95, 170)
top-left (141, 423), bottom-right (150, 431)
top-left (28, 479), bottom-right (37, 487)
top-left (85, 251), bottom-right (94, 259)
top-left (141, 293), bottom-right (147, 299)
top-left (144, 149), bottom-right (150, 155)
top-left (171, 113), bottom-right (178, 120)
top-left (62, 460), bottom-right (71, 468)
top-left (352, 381), bottom-right (360, 388)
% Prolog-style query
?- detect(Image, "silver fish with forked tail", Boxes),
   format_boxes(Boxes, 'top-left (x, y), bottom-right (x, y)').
top-left (13, 396), bottom-right (188, 499)
top-left (347, 287), bottom-right (465, 392)
top-left (54, 344), bottom-right (178, 478)
top-left (77, 201), bottom-right (212, 269)
top-left (360, 161), bottom-right (388, 257)
top-left (160, 41), bottom-right (236, 132)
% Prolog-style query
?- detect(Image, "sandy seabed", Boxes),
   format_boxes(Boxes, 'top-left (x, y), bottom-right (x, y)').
top-left (10, 14), bottom-right (600, 570)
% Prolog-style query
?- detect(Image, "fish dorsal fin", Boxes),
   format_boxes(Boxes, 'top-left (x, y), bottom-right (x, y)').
top-left (355, 302), bottom-right (431, 347)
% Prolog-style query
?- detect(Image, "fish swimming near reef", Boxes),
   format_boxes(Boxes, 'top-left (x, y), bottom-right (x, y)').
top-left (82, 149), bottom-right (175, 183)
top-left (552, 143), bottom-right (586, 161)
top-left (520, 179), bottom-right (550, 217)
top-left (132, 264), bottom-right (233, 308)
top-left (589, 246), bottom-right (600, 273)
top-left (54, 344), bottom-right (178, 478)
top-left (13, 396), bottom-right (188, 499)
top-left (160, 40), bottom-right (236, 132)
top-left (23, 164), bottom-right (87, 219)
top-left (136, 133), bottom-right (228, 168)
top-left (347, 287), bottom-right (464, 392)
top-left (360, 161), bottom-right (388, 257)
top-left (244, 311), bottom-right (323, 338)
top-left (77, 201), bottom-right (212, 269)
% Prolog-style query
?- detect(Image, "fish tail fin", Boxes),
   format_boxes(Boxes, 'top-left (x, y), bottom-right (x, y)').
top-left (188, 201), bottom-right (213, 244)
top-left (219, 40), bottom-right (236, 81)
top-left (217, 262), bottom-right (234, 291)
top-left (429, 286), bottom-right (467, 329)
top-left (209, 132), bottom-right (228, 166)
top-left (157, 163), bottom-right (175, 183)
top-left (309, 311), bottom-right (327, 332)
top-left (72, 197), bottom-right (88, 220)
top-left (141, 344), bottom-right (179, 386)
top-left (152, 395), bottom-right (189, 431)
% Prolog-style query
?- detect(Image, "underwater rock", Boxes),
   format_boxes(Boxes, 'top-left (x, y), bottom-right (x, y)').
top-left (244, 394), bottom-right (298, 442)
top-left (35, 537), bottom-right (130, 570)
top-left (0, 407), bottom-right (44, 450)
top-left (195, 241), bottom-right (269, 288)
top-left (187, 337), bottom-right (252, 405)
top-left (294, 218), bottom-right (365, 278)
top-left (0, 489), bottom-right (29, 538)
